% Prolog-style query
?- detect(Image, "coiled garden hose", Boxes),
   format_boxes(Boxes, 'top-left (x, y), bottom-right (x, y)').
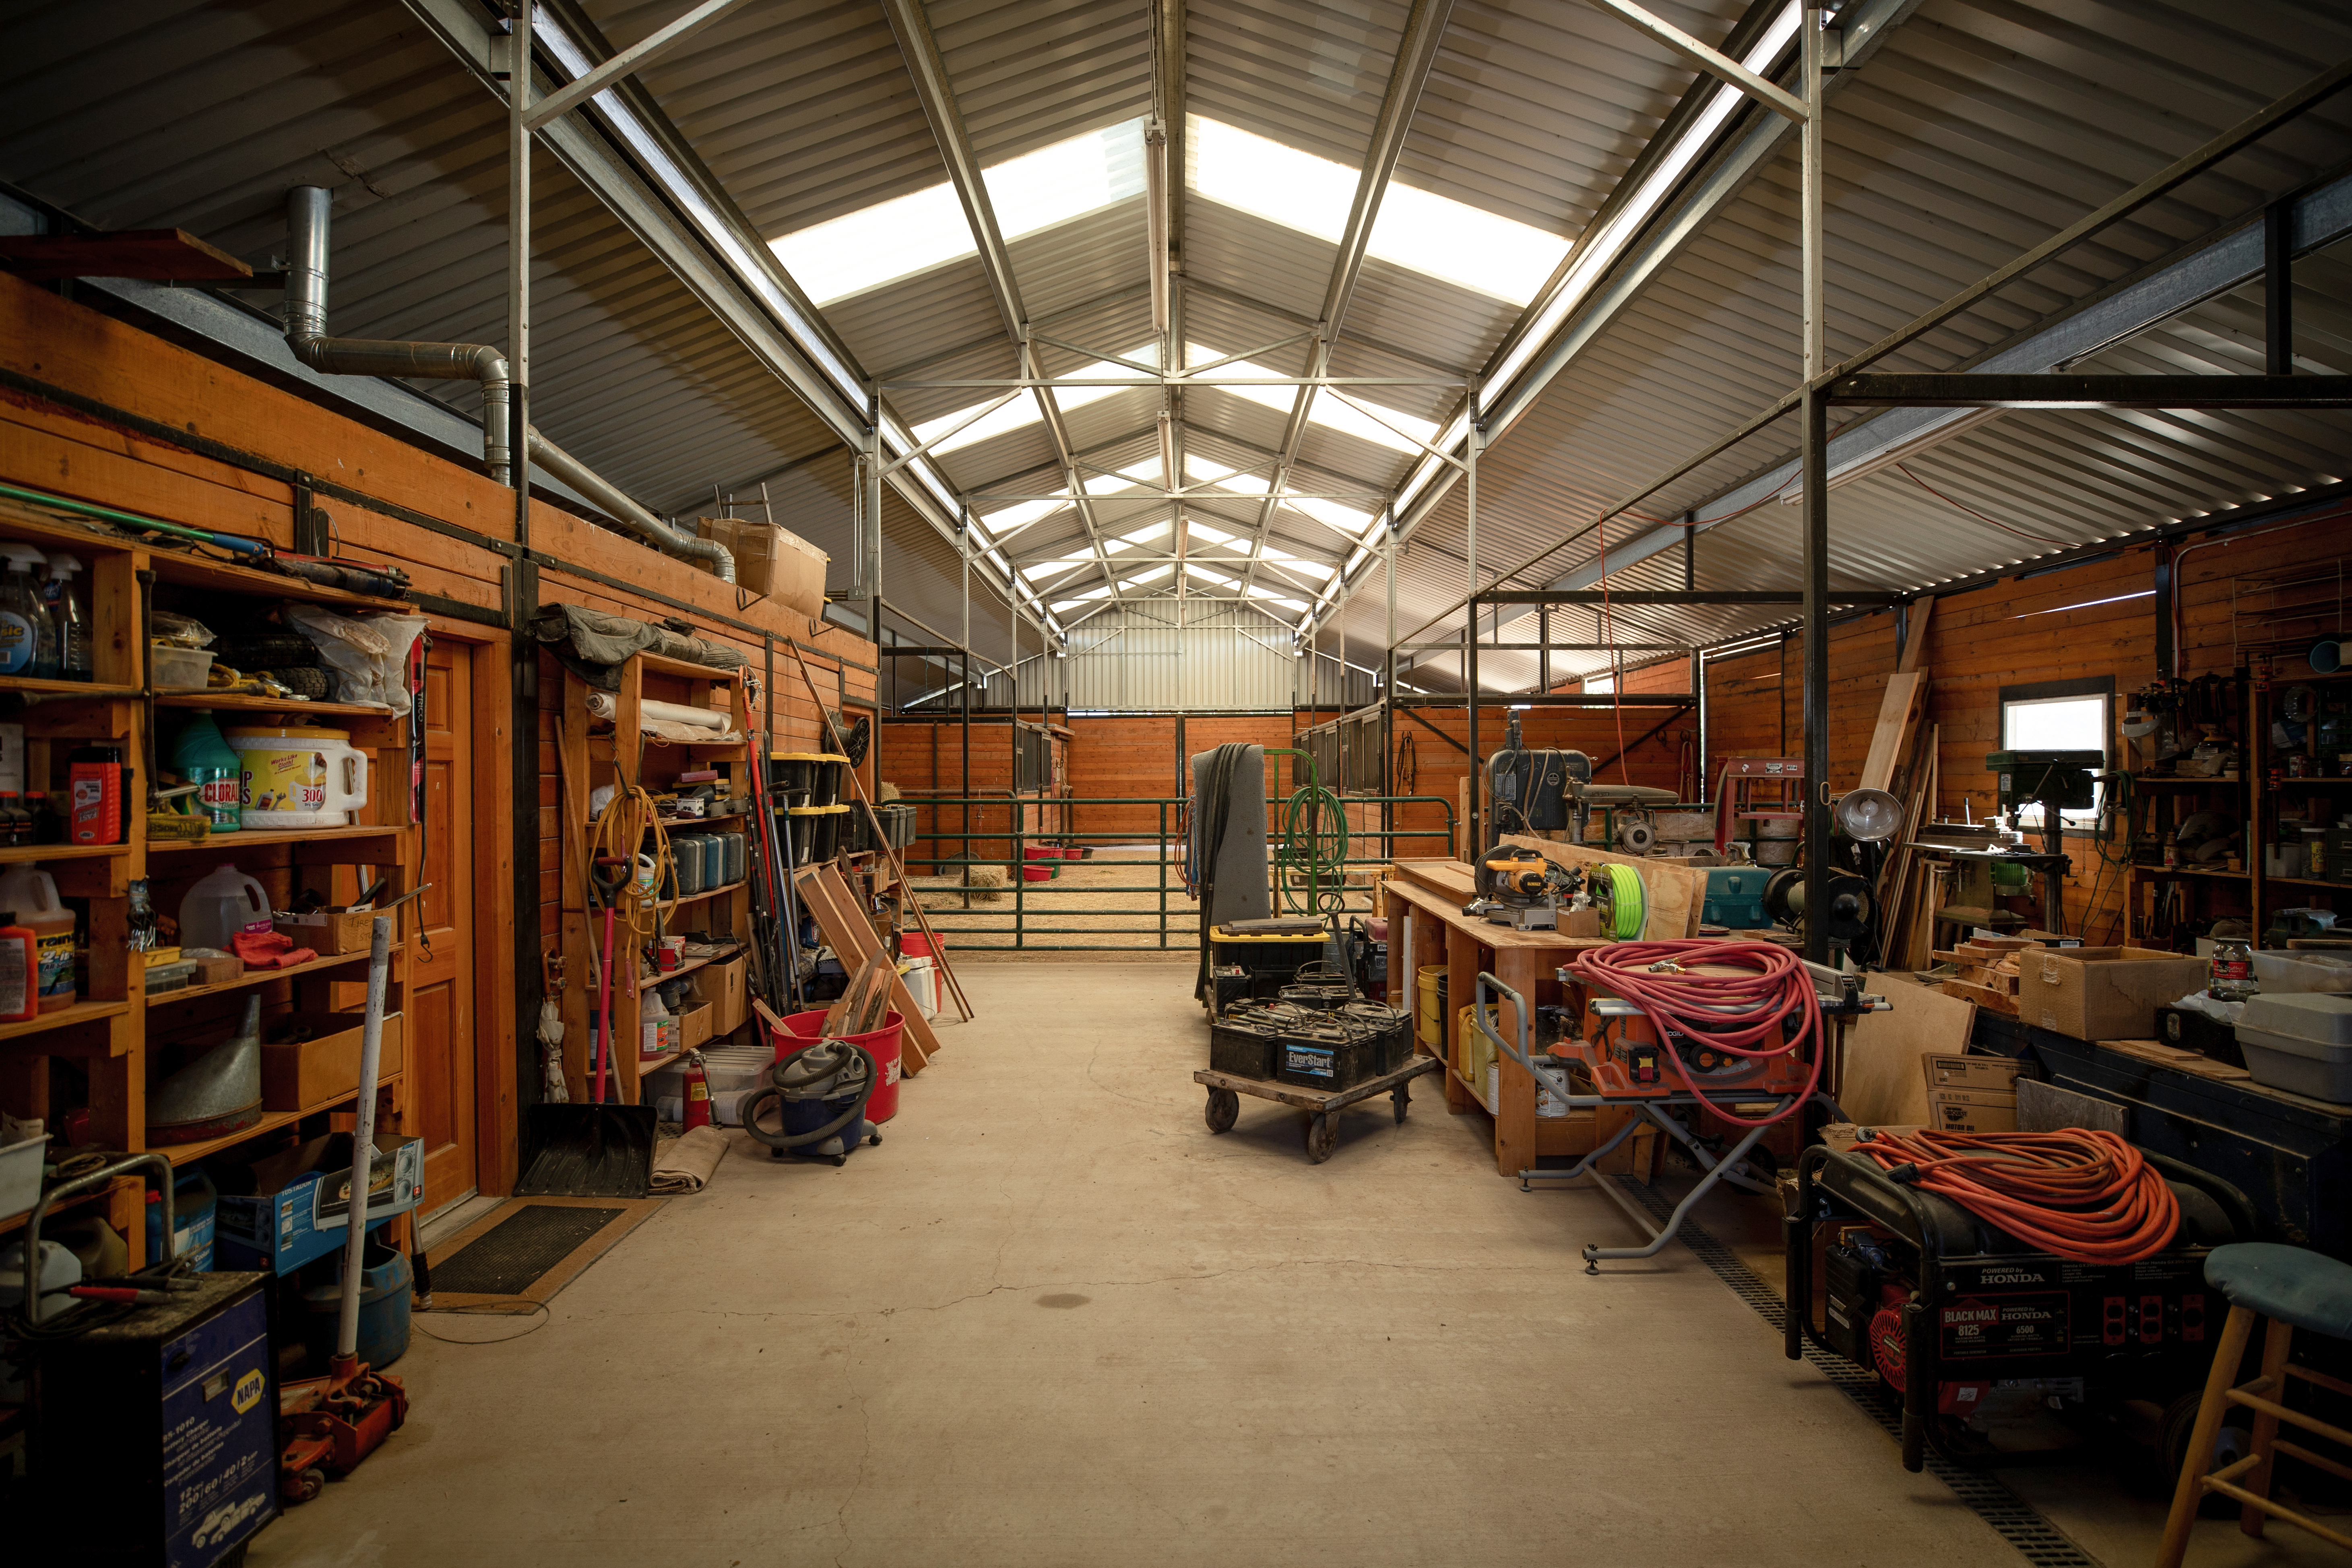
top-left (738, 1040), bottom-right (878, 1151)
top-left (1278, 781), bottom-right (1350, 915)
top-left (1598, 863), bottom-right (1647, 939)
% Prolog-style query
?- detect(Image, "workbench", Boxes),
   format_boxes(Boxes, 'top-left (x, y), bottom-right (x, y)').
top-left (1380, 859), bottom-right (1647, 1177)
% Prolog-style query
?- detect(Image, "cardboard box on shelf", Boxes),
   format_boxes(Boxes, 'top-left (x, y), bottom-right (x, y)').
top-left (690, 955), bottom-right (746, 1036)
top-left (1922, 1053), bottom-right (2021, 1094)
top-left (273, 908), bottom-right (391, 956)
top-left (260, 1010), bottom-right (406, 1111)
top-left (679, 1003), bottom-right (713, 1051)
top-left (213, 1132), bottom-right (423, 1275)
top-left (1927, 1087), bottom-right (2017, 1134)
top-left (694, 517), bottom-right (828, 616)
top-left (2017, 947), bottom-right (2207, 1041)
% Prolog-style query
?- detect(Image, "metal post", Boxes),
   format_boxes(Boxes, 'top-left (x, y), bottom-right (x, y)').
top-left (506, 2), bottom-right (542, 1135)
top-left (2267, 198), bottom-right (2294, 377)
top-left (1798, 1), bottom-right (1830, 965)
top-left (1538, 607), bottom-right (1550, 692)
top-left (865, 421), bottom-right (885, 636)
top-left (509, 0), bottom-right (532, 549)
top-left (1385, 521), bottom-right (1397, 837)
top-left (1465, 379), bottom-right (1482, 859)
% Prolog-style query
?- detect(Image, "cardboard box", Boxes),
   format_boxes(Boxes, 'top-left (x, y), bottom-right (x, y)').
top-left (2016, 946), bottom-right (2208, 1041)
top-left (1927, 1087), bottom-right (2017, 1134)
top-left (1923, 1053), bottom-right (2021, 1094)
top-left (274, 908), bottom-right (390, 956)
top-left (679, 1002), bottom-right (713, 1051)
top-left (694, 517), bottom-right (828, 616)
top-left (213, 1132), bottom-right (423, 1275)
top-left (690, 956), bottom-right (747, 1036)
top-left (260, 1009), bottom-right (407, 1111)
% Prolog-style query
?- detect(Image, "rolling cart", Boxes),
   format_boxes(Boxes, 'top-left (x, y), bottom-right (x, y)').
top-left (1195, 1055), bottom-right (1441, 1164)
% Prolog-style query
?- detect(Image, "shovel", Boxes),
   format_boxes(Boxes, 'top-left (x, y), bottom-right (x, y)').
top-left (517, 869), bottom-right (653, 1197)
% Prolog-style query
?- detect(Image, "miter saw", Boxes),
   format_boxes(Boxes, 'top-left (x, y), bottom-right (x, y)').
top-left (1463, 843), bottom-right (1593, 932)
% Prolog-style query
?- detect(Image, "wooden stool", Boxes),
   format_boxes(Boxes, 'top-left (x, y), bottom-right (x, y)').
top-left (2157, 1242), bottom-right (2352, 1566)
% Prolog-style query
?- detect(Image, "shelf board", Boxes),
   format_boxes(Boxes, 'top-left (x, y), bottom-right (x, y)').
top-left (2133, 776), bottom-right (2245, 788)
top-left (0, 841), bottom-right (127, 864)
top-left (146, 550), bottom-right (411, 611)
top-left (638, 945), bottom-right (747, 987)
top-left (0, 676), bottom-right (138, 698)
top-left (634, 880), bottom-right (748, 913)
top-left (638, 653), bottom-right (741, 683)
top-left (0, 1174), bottom-right (140, 1241)
top-left (0, 998), bottom-right (128, 1045)
top-left (155, 1072), bottom-right (405, 1166)
top-left (2132, 865), bottom-right (2248, 880)
top-left (2266, 875), bottom-right (2347, 891)
top-left (147, 948), bottom-right (393, 1006)
top-left (148, 823), bottom-right (406, 854)
top-left (2271, 777), bottom-right (2352, 785)
top-left (153, 691), bottom-right (395, 719)
top-left (658, 810), bottom-right (747, 828)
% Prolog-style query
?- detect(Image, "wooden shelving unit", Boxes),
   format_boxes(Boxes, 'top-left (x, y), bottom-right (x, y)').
top-left (2124, 674), bottom-right (2255, 946)
top-left (0, 500), bottom-right (417, 1229)
top-left (557, 650), bottom-right (754, 1105)
top-left (2253, 667), bottom-right (2351, 940)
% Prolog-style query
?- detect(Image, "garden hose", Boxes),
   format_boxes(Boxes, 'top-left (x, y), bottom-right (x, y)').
top-left (1278, 779), bottom-right (1350, 915)
top-left (1599, 863), bottom-right (1647, 939)
top-left (1565, 938), bottom-right (1823, 1128)
top-left (1847, 1127), bottom-right (2180, 1264)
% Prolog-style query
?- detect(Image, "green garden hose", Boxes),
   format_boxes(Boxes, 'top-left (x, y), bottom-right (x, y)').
top-left (1264, 747), bottom-right (1349, 915)
top-left (1601, 864), bottom-right (1648, 939)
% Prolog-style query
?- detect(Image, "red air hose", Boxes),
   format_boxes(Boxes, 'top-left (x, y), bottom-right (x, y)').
top-left (1850, 1128), bottom-right (2180, 1264)
top-left (1565, 939), bottom-right (1822, 1127)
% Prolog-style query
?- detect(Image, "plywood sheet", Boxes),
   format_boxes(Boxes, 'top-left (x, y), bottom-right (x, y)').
top-left (1837, 971), bottom-right (1976, 1126)
top-left (1499, 834), bottom-right (1706, 939)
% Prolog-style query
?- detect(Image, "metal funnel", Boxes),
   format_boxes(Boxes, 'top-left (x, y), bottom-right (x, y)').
top-left (149, 994), bottom-right (264, 1143)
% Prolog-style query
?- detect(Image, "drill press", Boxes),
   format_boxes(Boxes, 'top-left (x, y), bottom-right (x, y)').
top-left (1984, 749), bottom-right (2103, 933)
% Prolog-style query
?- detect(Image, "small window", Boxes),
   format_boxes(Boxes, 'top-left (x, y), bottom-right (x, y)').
top-left (1586, 673), bottom-right (1616, 695)
top-left (1999, 678), bottom-right (2112, 832)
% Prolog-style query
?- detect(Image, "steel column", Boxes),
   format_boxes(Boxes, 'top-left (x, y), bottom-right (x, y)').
top-left (1801, 382), bottom-right (1830, 965)
top-left (2268, 195), bottom-right (2295, 377)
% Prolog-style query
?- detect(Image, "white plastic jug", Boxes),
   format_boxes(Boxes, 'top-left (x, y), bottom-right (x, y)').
top-left (226, 726), bottom-right (368, 829)
top-left (178, 864), bottom-right (273, 952)
top-left (0, 864), bottom-right (74, 1012)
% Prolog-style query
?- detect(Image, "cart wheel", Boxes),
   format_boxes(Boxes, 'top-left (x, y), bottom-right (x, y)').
top-left (1204, 1087), bottom-right (1239, 1133)
top-left (1307, 1113), bottom-right (1337, 1163)
top-left (1392, 1084), bottom-right (1410, 1124)
top-left (288, 1467), bottom-right (324, 1504)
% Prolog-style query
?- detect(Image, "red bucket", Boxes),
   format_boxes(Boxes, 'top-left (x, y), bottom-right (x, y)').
top-left (898, 932), bottom-right (936, 959)
top-left (1020, 864), bottom-right (1052, 881)
top-left (774, 1008), bottom-right (903, 1123)
top-left (1061, 846), bottom-right (1083, 860)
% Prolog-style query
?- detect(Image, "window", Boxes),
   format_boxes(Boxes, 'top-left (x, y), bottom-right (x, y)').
top-left (1999, 678), bottom-right (2113, 832)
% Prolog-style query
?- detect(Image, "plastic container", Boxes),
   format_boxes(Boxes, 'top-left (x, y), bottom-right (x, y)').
top-left (68, 742), bottom-right (129, 845)
top-left (774, 1007), bottom-right (902, 1122)
top-left (0, 913), bottom-right (34, 1021)
top-left (1415, 965), bottom-right (1447, 1049)
top-left (141, 959), bottom-right (198, 994)
top-left (43, 553), bottom-right (89, 683)
top-left (668, 834), bottom-right (708, 896)
top-left (0, 865), bottom-right (74, 1011)
top-left (0, 1131), bottom-right (41, 1224)
top-left (300, 1239), bottom-right (412, 1372)
top-left (171, 711), bottom-right (244, 832)
top-left (177, 863), bottom-right (274, 952)
top-left (716, 831), bottom-right (745, 885)
top-left (2236, 993), bottom-right (2352, 1103)
top-left (2251, 950), bottom-right (2352, 994)
top-left (150, 645), bottom-right (215, 690)
top-left (226, 725), bottom-right (368, 828)
top-left (0, 543), bottom-right (47, 677)
top-left (898, 932), bottom-right (936, 960)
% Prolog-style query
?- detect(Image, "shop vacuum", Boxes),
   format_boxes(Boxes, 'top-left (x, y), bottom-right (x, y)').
top-left (739, 1039), bottom-right (884, 1167)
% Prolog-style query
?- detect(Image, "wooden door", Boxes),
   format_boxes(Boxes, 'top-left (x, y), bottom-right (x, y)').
top-left (410, 638), bottom-right (478, 1210)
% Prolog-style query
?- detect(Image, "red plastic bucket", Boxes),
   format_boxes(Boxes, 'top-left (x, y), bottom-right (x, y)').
top-left (774, 1008), bottom-right (903, 1123)
top-left (1020, 864), bottom-right (1052, 881)
top-left (1061, 846), bottom-right (1083, 860)
top-left (1022, 845), bottom-right (1058, 861)
top-left (898, 932), bottom-right (936, 959)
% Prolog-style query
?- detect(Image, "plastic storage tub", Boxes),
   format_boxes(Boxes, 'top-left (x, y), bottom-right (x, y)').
top-left (150, 646), bottom-right (214, 690)
top-left (2236, 992), bottom-right (2352, 1103)
top-left (0, 1132), bottom-right (42, 1224)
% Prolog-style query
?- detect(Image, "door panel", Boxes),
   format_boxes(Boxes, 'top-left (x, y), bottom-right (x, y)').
top-left (411, 642), bottom-right (477, 1208)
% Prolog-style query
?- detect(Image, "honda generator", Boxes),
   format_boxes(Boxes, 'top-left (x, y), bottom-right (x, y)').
top-left (1785, 1141), bottom-right (2254, 1475)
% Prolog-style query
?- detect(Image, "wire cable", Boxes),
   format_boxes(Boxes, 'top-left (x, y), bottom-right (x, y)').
top-left (1895, 462), bottom-right (2075, 547)
top-left (1848, 1127), bottom-right (2181, 1264)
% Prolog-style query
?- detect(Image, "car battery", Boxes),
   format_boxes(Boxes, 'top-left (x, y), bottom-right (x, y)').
top-left (1209, 925), bottom-right (1329, 1002)
top-left (29, 1271), bottom-right (279, 1566)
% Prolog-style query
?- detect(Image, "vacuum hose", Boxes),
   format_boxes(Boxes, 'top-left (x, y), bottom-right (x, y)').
top-left (1565, 938), bottom-right (1822, 1128)
top-left (1848, 1127), bottom-right (2180, 1264)
top-left (739, 1040), bottom-right (878, 1151)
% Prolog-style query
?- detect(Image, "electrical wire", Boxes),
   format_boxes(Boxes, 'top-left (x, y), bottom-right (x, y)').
top-left (413, 1299), bottom-right (550, 1344)
top-left (1848, 1127), bottom-right (2181, 1264)
top-left (1565, 938), bottom-right (1823, 1127)
top-left (1895, 462), bottom-right (2075, 547)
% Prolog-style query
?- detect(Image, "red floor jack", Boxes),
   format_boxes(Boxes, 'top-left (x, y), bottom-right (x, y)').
top-left (278, 911), bottom-right (410, 1503)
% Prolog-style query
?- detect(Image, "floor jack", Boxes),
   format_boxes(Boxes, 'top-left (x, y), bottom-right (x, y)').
top-left (278, 911), bottom-right (409, 1503)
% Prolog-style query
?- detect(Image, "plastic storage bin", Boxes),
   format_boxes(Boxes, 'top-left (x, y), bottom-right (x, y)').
top-left (2236, 993), bottom-right (2352, 1103)
top-left (0, 1132), bottom-right (42, 1224)
top-left (150, 646), bottom-right (214, 690)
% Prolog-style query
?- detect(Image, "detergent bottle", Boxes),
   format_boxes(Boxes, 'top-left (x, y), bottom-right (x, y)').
top-left (170, 712), bottom-right (244, 833)
top-left (0, 864), bottom-right (76, 1012)
top-left (178, 864), bottom-right (274, 952)
top-left (0, 543), bottom-right (47, 678)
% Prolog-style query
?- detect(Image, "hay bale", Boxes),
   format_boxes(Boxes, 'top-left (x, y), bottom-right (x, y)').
top-left (962, 863), bottom-right (1007, 909)
top-left (877, 780), bottom-right (901, 803)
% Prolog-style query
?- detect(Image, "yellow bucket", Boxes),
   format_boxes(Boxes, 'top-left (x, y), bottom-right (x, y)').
top-left (1456, 1001), bottom-right (1499, 1109)
top-left (1416, 965), bottom-right (1447, 1047)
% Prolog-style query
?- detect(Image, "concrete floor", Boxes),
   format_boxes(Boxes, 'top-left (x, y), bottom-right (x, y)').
top-left (256, 962), bottom-right (2338, 1567)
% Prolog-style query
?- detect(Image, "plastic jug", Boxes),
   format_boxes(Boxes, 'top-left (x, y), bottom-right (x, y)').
top-left (0, 543), bottom-right (47, 678)
top-left (170, 711), bottom-right (243, 832)
top-left (178, 864), bottom-right (273, 952)
top-left (225, 726), bottom-right (368, 829)
top-left (0, 865), bottom-right (75, 1011)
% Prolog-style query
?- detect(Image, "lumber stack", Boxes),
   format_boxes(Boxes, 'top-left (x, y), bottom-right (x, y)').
top-left (1932, 934), bottom-right (2033, 1015)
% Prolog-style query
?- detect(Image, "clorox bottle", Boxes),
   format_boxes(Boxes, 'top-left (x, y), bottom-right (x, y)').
top-left (171, 712), bottom-right (244, 833)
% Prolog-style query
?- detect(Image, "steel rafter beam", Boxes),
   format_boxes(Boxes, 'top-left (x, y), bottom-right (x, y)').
top-left (878, 0), bottom-right (1125, 604)
top-left (524, 0), bottom-right (750, 129)
top-left (1243, 0), bottom-right (1456, 599)
top-left (1826, 372), bottom-right (2352, 408)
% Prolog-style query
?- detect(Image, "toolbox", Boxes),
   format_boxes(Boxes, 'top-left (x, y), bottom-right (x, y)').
top-left (1210, 924), bottom-right (1330, 1003)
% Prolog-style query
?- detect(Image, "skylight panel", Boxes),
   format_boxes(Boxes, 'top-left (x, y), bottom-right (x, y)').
top-left (907, 346), bottom-right (1155, 459)
top-left (1283, 496), bottom-right (1373, 537)
top-left (1189, 118), bottom-right (1571, 305)
top-left (1183, 456), bottom-right (1270, 494)
top-left (1183, 342), bottom-right (1433, 457)
top-left (773, 120), bottom-right (1146, 305)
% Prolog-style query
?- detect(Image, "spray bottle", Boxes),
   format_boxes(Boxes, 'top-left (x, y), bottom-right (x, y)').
top-left (43, 553), bottom-right (89, 682)
top-left (0, 544), bottom-right (48, 678)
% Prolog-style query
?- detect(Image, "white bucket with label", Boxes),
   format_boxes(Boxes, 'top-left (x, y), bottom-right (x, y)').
top-left (227, 727), bottom-right (368, 829)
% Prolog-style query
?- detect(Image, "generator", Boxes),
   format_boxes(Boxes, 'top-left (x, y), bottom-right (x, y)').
top-left (1786, 1142), bottom-right (2255, 1475)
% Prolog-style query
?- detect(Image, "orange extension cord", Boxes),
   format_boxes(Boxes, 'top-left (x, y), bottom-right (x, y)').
top-left (1565, 938), bottom-right (1822, 1128)
top-left (1851, 1127), bottom-right (2181, 1264)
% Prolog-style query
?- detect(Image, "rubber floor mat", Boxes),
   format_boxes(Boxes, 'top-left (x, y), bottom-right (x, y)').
top-left (421, 1195), bottom-right (664, 1307)
top-left (429, 1205), bottom-right (621, 1295)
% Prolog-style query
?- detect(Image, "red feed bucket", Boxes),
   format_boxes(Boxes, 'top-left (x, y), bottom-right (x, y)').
top-left (1061, 846), bottom-right (1083, 860)
top-left (1020, 864), bottom-right (1052, 881)
top-left (898, 932), bottom-right (936, 959)
top-left (774, 1008), bottom-right (903, 1123)
top-left (1021, 845), bottom-right (1059, 861)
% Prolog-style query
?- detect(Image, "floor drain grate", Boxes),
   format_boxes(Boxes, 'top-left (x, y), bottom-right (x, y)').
top-left (1607, 1175), bottom-right (2101, 1568)
top-left (429, 1204), bottom-right (626, 1297)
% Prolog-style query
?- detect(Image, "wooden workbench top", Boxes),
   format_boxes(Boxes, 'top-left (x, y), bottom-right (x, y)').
top-left (1385, 870), bottom-right (1615, 950)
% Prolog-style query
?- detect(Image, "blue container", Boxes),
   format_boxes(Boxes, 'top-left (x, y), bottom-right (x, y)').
top-left (144, 1168), bottom-right (216, 1271)
top-left (300, 1237), bottom-right (412, 1372)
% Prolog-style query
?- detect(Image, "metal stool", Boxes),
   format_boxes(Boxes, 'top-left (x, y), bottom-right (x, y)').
top-left (2157, 1242), bottom-right (2352, 1566)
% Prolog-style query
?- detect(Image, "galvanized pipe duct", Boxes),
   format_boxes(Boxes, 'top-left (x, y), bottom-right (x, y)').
top-left (283, 187), bottom-right (733, 583)
top-left (285, 186), bottom-right (513, 484)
